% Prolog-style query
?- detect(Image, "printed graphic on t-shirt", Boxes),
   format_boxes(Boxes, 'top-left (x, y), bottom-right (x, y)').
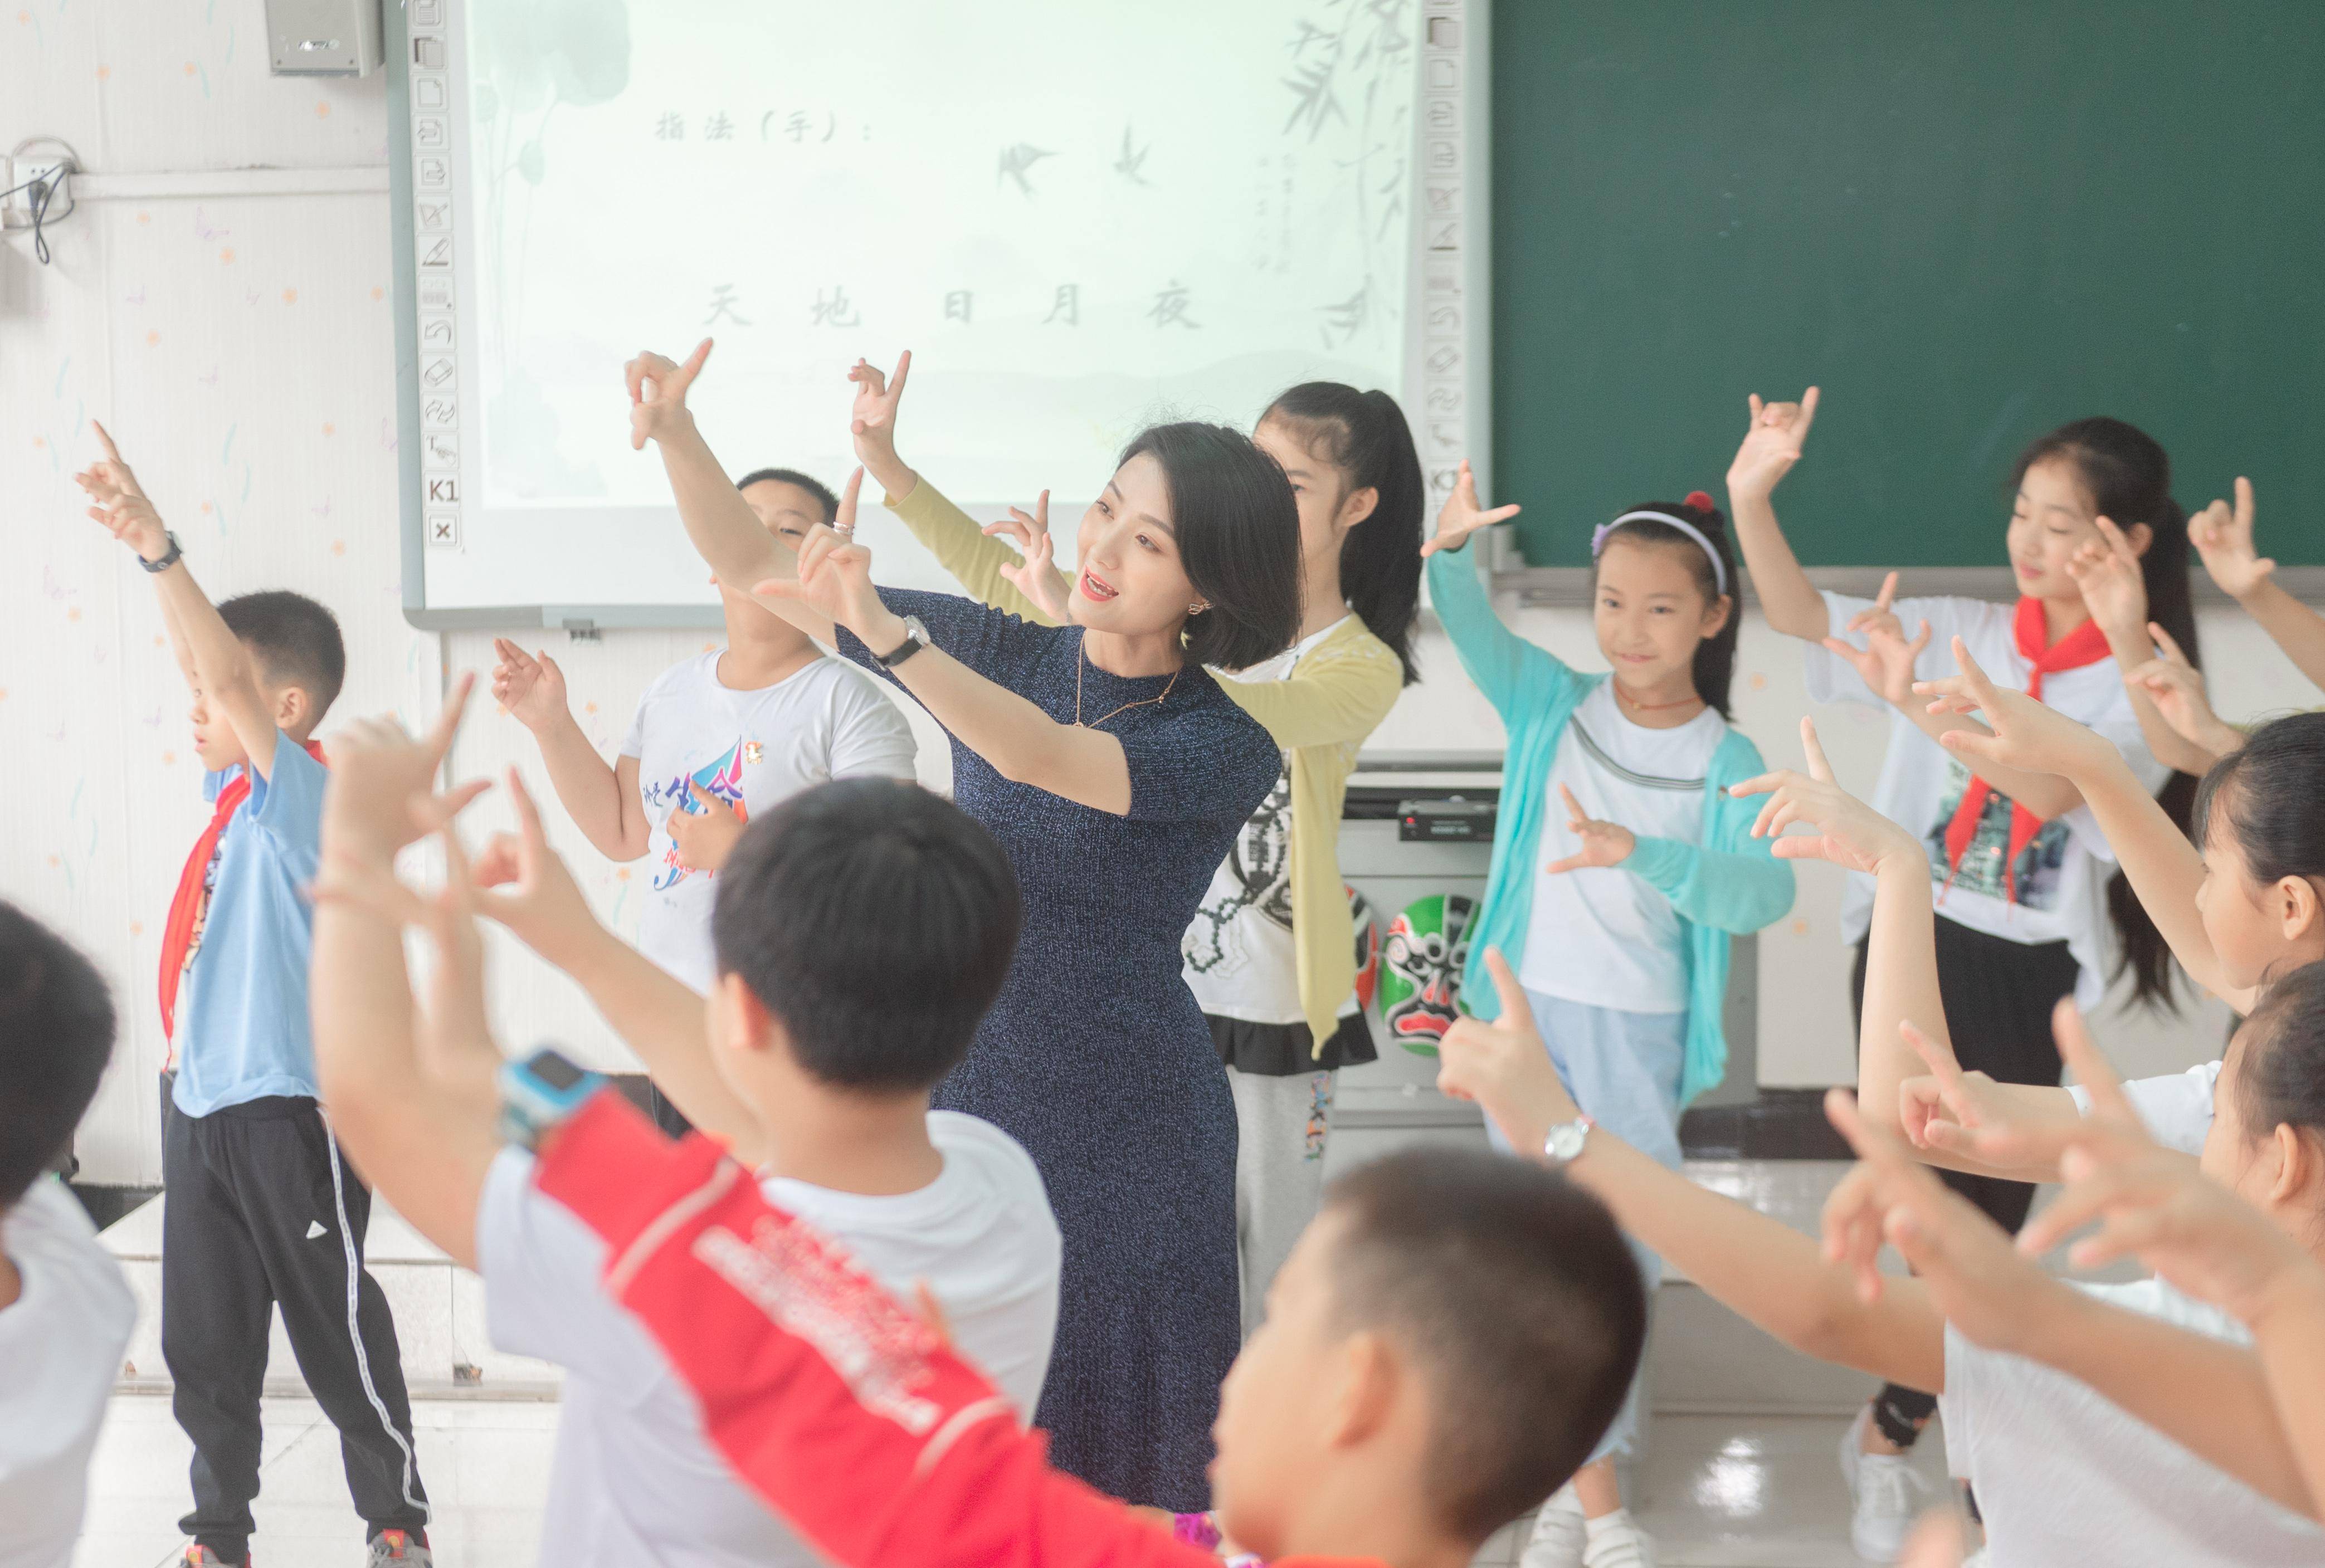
top-left (1924, 758), bottom-right (2070, 908)
top-left (1182, 762), bottom-right (1293, 977)
top-left (642, 740), bottom-right (751, 892)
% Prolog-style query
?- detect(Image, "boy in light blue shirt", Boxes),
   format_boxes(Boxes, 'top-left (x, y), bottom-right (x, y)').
top-left (80, 427), bottom-right (432, 1568)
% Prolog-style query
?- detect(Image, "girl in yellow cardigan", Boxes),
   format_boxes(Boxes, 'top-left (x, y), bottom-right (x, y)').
top-left (845, 357), bottom-right (1419, 1332)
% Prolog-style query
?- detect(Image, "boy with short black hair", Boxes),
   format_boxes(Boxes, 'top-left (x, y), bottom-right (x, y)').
top-left (77, 428), bottom-right (431, 1568)
top-left (306, 690), bottom-right (1061, 1568)
top-left (0, 901), bottom-right (138, 1568)
top-left (514, 1103), bottom-right (1648, 1568)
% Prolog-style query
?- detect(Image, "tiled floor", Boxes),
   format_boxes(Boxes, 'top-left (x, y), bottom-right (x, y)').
top-left (74, 1391), bottom-right (1951, 1567)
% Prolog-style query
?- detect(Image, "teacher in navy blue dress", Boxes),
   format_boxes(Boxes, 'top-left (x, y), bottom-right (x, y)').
top-left (625, 341), bottom-right (1300, 1508)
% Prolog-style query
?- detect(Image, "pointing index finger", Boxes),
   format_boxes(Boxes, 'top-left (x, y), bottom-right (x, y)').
top-left (1482, 945), bottom-right (1529, 1024)
top-left (1798, 715), bottom-right (1835, 783)
top-left (2052, 997), bottom-right (2137, 1127)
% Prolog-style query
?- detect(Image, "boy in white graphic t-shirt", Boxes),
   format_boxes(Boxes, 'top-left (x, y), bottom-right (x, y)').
top-left (492, 466), bottom-right (917, 1006)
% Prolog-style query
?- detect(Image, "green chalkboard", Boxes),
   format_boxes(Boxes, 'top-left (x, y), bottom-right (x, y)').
top-left (1491, 3), bottom-right (2325, 569)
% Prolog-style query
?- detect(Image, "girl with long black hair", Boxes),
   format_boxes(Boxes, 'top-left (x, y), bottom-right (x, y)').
top-left (1726, 390), bottom-right (2201, 1561)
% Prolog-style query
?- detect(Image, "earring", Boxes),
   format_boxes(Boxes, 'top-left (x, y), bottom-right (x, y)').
top-left (1190, 603), bottom-right (1208, 614)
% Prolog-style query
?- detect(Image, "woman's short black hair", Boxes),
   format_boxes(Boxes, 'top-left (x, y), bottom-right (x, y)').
top-left (1592, 495), bottom-right (1739, 719)
top-left (1116, 422), bottom-right (1302, 671)
top-left (1259, 383), bottom-right (1426, 683)
top-left (0, 902), bottom-right (116, 1206)
top-left (710, 778), bottom-right (1021, 1092)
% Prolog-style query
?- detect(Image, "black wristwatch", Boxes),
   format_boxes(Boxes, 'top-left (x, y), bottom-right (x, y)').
top-left (140, 531), bottom-right (184, 573)
top-left (876, 614), bottom-right (931, 669)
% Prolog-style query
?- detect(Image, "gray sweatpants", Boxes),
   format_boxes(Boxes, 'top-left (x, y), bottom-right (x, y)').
top-left (1227, 1066), bottom-right (1337, 1339)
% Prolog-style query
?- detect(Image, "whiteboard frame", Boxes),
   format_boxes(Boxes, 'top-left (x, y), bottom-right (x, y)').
top-left (393, 0), bottom-right (1492, 631)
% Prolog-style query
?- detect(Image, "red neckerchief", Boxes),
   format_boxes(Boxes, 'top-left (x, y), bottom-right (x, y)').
top-left (159, 740), bottom-right (326, 1041)
top-left (1941, 600), bottom-right (2109, 901)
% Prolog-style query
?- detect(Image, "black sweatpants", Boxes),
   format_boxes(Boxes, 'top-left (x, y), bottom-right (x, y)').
top-left (160, 1079), bottom-right (429, 1561)
top-left (1849, 916), bottom-right (2079, 1439)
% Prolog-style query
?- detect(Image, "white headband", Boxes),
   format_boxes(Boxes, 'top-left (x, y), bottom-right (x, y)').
top-left (1591, 511), bottom-right (1728, 597)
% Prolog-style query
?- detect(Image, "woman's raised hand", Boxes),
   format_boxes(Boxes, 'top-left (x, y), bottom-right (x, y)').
top-left (626, 339), bottom-right (711, 450)
top-left (1914, 637), bottom-right (2117, 779)
top-left (1822, 571), bottom-right (1932, 707)
top-left (1728, 716), bottom-right (1915, 872)
top-left (750, 469), bottom-right (891, 637)
top-left (1724, 387), bottom-right (1820, 501)
top-left (847, 351), bottom-right (913, 485)
top-left (982, 490), bottom-right (1073, 621)
top-left (2188, 477), bottom-right (2274, 601)
top-left (1420, 458), bottom-right (1520, 558)
top-left (1543, 783), bottom-right (1636, 873)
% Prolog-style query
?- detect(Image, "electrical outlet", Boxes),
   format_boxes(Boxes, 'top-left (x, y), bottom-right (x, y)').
top-left (3, 157), bottom-right (72, 228)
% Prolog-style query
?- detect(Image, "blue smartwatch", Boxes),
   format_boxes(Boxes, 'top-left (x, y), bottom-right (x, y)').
top-left (497, 1046), bottom-right (606, 1151)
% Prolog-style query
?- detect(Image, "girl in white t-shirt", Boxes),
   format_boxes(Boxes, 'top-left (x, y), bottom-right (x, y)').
top-left (1727, 392), bottom-right (2203, 1530)
top-left (1437, 743), bottom-right (2325, 1568)
top-left (1864, 686), bottom-right (2325, 1169)
top-left (1425, 470), bottom-right (1794, 1559)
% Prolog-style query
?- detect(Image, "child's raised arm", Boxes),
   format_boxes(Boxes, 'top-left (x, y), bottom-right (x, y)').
top-left (490, 640), bottom-right (651, 862)
top-left (628, 342), bottom-right (835, 643)
top-left (1728, 716), bottom-right (1948, 1142)
top-left (2193, 479), bottom-right (2325, 697)
top-left (1420, 460), bottom-right (1553, 717)
top-left (467, 770), bottom-right (768, 1160)
top-left (1917, 644), bottom-right (2254, 1011)
top-left (847, 353), bottom-right (1068, 624)
top-left (2065, 520), bottom-right (2222, 776)
top-left (308, 680), bottom-right (501, 1268)
top-left (77, 426), bottom-right (290, 778)
top-left (1435, 947), bottom-right (1947, 1393)
top-left (2025, 1052), bottom-right (2325, 1518)
top-left (1723, 389), bottom-right (1829, 643)
top-left (1840, 1034), bottom-right (2319, 1520)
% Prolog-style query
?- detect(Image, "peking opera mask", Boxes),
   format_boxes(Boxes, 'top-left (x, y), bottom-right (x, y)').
top-left (1376, 892), bottom-right (1474, 1054)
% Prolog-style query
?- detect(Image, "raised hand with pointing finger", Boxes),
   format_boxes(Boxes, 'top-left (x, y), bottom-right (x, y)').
top-left (749, 468), bottom-right (895, 646)
top-left (1434, 947), bottom-right (1578, 1155)
top-left (2188, 477), bottom-right (2273, 600)
top-left (1821, 570), bottom-right (1932, 707)
top-left (490, 638), bottom-right (571, 735)
top-left (627, 338), bottom-right (712, 450)
top-left (1723, 387), bottom-right (1820, 503)
top-left (1543, 783), bottom-right (1635, 874)
top-left (982, 490), bottom-right (1073, 622)
top-left (2121, 620), bottom-right (2242, 765)
top-left (846, 350), bottom-right (916, 497)
top-left (1728, 715), bottom-right (1918, 873)
top-left (1420, 458), bottom-right (1520, 558)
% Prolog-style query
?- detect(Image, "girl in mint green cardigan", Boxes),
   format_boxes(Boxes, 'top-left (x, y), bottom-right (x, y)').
top-left (1423, 464), bottom-right (1793, 1552)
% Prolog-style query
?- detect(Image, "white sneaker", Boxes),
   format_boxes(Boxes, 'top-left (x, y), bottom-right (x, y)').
top-left (1518, 1483), bottom-right (1587, 1568)
top-left (1580, 1508), bottom-right (1655, 1568)
top-left (1839, 1406), bottom-right (1931, 1562)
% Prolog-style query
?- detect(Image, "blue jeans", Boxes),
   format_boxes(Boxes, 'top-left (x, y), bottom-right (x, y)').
top-left (1488, 990), bottom-right (1686, 1463)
